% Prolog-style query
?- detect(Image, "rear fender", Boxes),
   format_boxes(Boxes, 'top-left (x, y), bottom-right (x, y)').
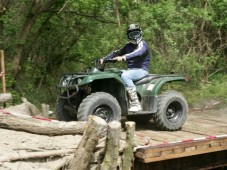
top-left (151, 76), bottom-right (186, 95)
top-left (137, 76), bottom-right (186, 96)
top-left (137, 76), bottom-right (186, 113)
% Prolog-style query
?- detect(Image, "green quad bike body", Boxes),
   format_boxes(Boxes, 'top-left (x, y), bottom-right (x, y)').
top-left (55, 59), bottom-right (188, 131)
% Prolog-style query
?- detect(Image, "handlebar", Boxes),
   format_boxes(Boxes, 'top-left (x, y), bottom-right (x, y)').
top-left (104, 59), bottom-right (118, 63)
top-left (95, 58), bottom-right (118, 71)
top-left (96, 58), bottom-right (118, 64)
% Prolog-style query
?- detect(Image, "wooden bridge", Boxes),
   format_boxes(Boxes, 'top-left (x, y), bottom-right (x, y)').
top-left (133, 108), bottom-right (227, 169)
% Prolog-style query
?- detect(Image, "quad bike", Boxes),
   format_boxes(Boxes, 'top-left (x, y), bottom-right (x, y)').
top-left (55, 59), bottom-right (188, 131)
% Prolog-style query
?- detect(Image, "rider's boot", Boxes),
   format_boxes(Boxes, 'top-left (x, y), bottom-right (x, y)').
top-left (127, 87), bottom-right (142, 112)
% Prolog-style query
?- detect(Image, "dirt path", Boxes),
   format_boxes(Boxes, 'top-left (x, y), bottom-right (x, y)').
top-left (0, 128), bottom-right (82, 170)
top-left (0, 102), bottom-right (226, 170)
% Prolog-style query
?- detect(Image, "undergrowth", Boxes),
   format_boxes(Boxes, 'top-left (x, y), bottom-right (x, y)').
top-left (184, 73), bottom-right (227, 106)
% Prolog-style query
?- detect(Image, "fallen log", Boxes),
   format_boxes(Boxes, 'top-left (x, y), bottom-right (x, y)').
top-left (68, 115), bottom-right (107, 170)
top-left (0, 149), bottom-right (74, 163)
top-left (3, 97), bottom-right (41, 116)
top-left (0, 112), bottom-right (86, 135)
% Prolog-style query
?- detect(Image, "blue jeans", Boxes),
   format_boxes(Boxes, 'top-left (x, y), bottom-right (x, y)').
top-left (121, 68), bottom-right (148, 87)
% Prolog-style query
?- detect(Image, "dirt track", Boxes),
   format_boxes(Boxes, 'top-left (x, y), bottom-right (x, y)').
top-left (0, 128), bottom-right (82, 170)
top-left (0, 101), bottom-right (226, 170)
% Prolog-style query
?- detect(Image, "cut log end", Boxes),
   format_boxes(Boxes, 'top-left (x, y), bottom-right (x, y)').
top-left (0, 93), bottom-right (12, 103)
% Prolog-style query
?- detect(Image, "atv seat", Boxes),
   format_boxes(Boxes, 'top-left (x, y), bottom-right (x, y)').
top-left (134, 74), bottom-right (163, 86)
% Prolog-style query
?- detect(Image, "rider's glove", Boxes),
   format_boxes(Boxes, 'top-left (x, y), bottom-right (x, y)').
top-left (115, 56), bottom-right (126, 61)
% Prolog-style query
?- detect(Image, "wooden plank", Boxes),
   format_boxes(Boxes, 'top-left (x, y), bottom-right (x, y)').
top-left (135, 126), bottom-right (224, 146)
top-left (183, 126), bottom-right (227, 135)
top-left (135, 136), bottom-right (227, 163)
top-left (134, 150), bottom-right (227, 170)
top-left (135, 110), bottom-right (227, 141)
top-left (182, 121), bottom-right (227, 135)
top-left (136, 130), bottom-right (187, 145)
top-left (136, 129), bottom-right (206, 145)
top-left (188, 112), bottom-right (227, 123)
top-left (135, 118), bottom-right (225, 146)
top-left (187, 116), bottom-right (227, 126)
top-left (134, 109), bottom-right (227, 163)
top-left (142, 144), bottom-right (227, 163)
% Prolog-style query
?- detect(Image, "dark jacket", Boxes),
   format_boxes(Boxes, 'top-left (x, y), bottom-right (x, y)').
top-left (104, 40), bottom-right (151, 71)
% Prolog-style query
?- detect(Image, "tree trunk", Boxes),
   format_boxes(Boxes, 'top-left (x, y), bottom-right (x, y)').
top-left (12, 14), bottom-right (38, 77)
top-left (113, 0), bottom-right (121, 45)
top-left (0, 0), bottom-right (11, 48)
top-left (12, 0), bottom-right (59, 78)
top-left (0, 20), bottom-right (3, 49)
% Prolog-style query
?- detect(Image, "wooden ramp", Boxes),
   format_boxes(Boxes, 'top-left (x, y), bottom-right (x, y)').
top-left (134, 108), bottom-right (227, 168)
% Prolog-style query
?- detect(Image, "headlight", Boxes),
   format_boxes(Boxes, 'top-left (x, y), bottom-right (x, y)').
top-left (77, 78), bottom-right (82, 84)
top-left (58, 75), bottom-right (82, 87)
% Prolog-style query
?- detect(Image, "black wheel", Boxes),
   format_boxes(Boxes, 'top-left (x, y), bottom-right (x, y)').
top-left (126, 115), bottom-right (153, 124)
top-left (55, 97), bottom-right (77, 121)
top-left (153, 90), bottom-right (188, 131)
top-left (77, 92), bottom-right (121, 122)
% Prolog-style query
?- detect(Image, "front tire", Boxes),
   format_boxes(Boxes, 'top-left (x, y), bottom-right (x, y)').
top-left (153, 90), bottom-right (188, 131)
top-left (55, 97), bottom-right (76, 121)
top-left (77, 92), bottom-right (121, 122)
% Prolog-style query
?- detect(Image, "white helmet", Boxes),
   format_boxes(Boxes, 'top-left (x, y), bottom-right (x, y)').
top-left (126, 24), bottom-right (142, 44)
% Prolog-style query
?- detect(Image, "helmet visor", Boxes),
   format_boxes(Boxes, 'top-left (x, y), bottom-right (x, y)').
top-left (128, 30), bottom-right (141, 39)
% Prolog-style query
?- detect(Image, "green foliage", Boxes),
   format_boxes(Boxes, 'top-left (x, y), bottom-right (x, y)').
top-left (1, 0), bottom-right (227, 108)
top-left (185, 74), bottom-right (227, 105)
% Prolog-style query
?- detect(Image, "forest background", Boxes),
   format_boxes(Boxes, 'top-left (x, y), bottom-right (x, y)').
top-left (0, 0), bottom-right (226, 110)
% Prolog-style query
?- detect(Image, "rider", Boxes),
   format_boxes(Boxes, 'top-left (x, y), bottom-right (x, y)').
top-left (100, 24), bottom-right (151, 112)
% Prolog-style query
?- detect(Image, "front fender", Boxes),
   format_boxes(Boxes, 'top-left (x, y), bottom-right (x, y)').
top-left (77, 73), bottom-right (124, 86)
top-left (77, 73), bottom-right (129, 114)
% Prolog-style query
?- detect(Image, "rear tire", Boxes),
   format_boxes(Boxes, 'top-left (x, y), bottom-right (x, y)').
top-left (153, 90), bottom-right (188, 131)
top-left (77, 92), bottom-right (121, 122)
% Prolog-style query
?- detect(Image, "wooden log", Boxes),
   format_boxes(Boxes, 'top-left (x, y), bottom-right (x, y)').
top-left (68, 115), bottom-right (107, 170)
top-left (53, 140), bottom-right (107, 170)
top-left (41, 103), bottom-right (49, 117)
top-left (100, 121), bottom-right (121, 170)
top-left (0, 149), bottom-right (74, 163)
top-left (3, 97), bottom-right (41, 116)
top-left (50, 155), bottom-right (74, 170)
top-left (122, 121), bottom-right (137, 170)
top-left (0, 93), bottom-right (12, 103)
top-left (0, 112), bottom-right (86, 135)
top-left (90, 148), bottom-right (105, 164)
